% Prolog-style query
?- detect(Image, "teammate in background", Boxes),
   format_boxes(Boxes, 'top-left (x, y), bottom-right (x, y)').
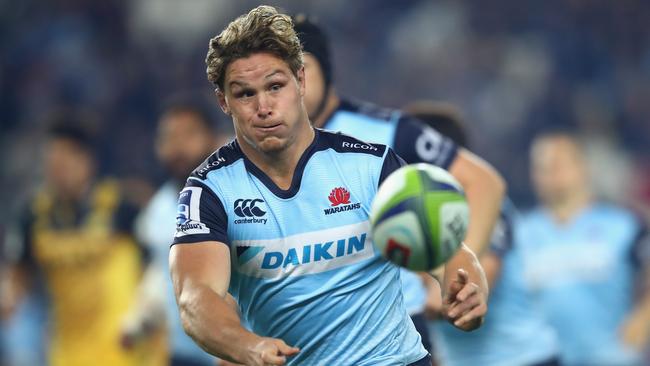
top-left (404, 102), bottom-right (560, 366)
top-left (129, 96), bottom-right (230, 366)
top-left (0, 116), bottom-right (166, 366)
top-left (517, 131), bottom-right (650, 366)
top-left (293, 15), bottom-right (505, 351)
top-left (170, 6), bottom-right (488, 365)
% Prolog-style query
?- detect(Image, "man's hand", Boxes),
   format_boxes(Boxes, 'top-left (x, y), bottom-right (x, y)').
top-left (443, 268), bottom-right (487, 331)
top-left (245, 337), bottom-right (300, 366)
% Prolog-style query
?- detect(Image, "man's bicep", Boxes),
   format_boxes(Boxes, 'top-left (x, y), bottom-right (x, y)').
top-left (448, 148), bottom-right (504, 190)
top-left (170, 241), bottom-right (231, 298)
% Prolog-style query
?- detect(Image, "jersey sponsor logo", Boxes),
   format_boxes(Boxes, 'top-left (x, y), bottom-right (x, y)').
top-left (324, 187), bottom-right (361, 215)
top-left (415, 126), bottom-right (443, 162)
top-left (234, 198), bottom-right (267, 224)
top-left (197, 156), bottom-right (226, 177)
top-left (328, 187), bottom-right (351, 206)
top-left (232, 221), bottom-right (375, 278)
top-left (175, 187), bottom-right (210, 237)
top-left (342, 141), bottom-right (378, 151)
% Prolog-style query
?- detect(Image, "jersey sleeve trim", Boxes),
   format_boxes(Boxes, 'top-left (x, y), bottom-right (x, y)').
top-left (378, 147), bottom-right (407, 188)
top-left (172, 179), bottom-right (229, 247)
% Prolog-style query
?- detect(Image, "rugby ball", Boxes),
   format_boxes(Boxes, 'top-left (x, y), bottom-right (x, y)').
top-left (370, 163), bottom-right (468, 271)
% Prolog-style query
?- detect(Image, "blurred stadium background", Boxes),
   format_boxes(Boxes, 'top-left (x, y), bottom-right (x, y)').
top-left (1, 0), bottom-right (649, 364)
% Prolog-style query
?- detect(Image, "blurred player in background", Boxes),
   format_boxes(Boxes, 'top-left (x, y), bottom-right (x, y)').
top-left (293, 15), bottom-right (505, 351)
top-left (1, 116), bottom-right (166, 366)
top-left (519, 130), bottom-right (650, 365)
top-left (404, 102), bottom-right (560, 366)
top-left (170, 6), bottom-right (488, 365)
top-left (133, 95), bottom-right (230, 366)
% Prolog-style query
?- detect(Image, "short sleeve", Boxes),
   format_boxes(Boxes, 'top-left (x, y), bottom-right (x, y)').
top-left (631, 219), bottom-right (650, 271)
top-left (488, 199), bottom-right (516, 258)
top-left (392, 116), bottom-right (458, 169)
top-left (378, 147), bottom-right (407, 187)
top-left (172, 180), bottom-right (229, 246)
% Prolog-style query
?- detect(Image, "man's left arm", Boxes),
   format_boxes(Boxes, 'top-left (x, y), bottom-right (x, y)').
top-left (621, 222), bottom-right (650, 350)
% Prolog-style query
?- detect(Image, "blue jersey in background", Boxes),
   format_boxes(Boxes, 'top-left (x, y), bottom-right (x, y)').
top-left (431, 199), bottom-right (559, 366)
top-left (518, 203), bottom-right (647, 366)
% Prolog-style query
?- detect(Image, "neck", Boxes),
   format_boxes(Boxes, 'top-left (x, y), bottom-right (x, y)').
top-left (547, 189), bottom-right (592, 223)
top-left (53, 180), bottom-right (92, 205)
top-left (312, 88), bottom-right (340, 128)
top-left (239, 122), bottom-right (315, 190)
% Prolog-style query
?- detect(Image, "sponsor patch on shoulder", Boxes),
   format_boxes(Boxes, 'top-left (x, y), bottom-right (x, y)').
top-left (175, 187), bottom-right (210, 237)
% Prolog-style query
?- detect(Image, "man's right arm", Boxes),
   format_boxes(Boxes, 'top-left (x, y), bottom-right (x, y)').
top-left (169, 241), bottom-right (298, 365)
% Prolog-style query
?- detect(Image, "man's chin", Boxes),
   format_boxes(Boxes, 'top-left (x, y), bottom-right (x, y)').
top-left (256, 137), bottom-right (289, 154)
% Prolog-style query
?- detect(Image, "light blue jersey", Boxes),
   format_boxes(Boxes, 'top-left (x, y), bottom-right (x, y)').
top-left (518, 203), bottom-right (647, 366)
top-left (431, 200), bottom-right (559, 366)
top-left (173, 129), bottom-right (427, 366)
top-left (324, 99), bottom-right (458, 316)
top-left (137, 181), bottom-right (215, 365)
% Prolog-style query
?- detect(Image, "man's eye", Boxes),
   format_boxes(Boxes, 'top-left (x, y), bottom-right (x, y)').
top-left (236, 90), bottom-right (255, 98)
top-left (270, 83), bottom-right (283, 91)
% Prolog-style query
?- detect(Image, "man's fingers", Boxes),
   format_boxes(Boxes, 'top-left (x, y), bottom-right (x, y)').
top-left (455, 268), bottom-right (469, 284)
top-left (455, 282), bottom-right (479, 302)
top-left (276, 340), bottom-right (300, 356)
top-left (447, 292), bottom-right (480, 319)
top-left (261, 351), bottom-right (287, 365)
top-left (453, 303), bottom-right (487, 329)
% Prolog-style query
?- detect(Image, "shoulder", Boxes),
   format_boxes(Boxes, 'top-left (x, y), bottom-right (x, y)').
top-left (316, 129), bottom-right (387, 158)
top-left (591, 202), bottom-right (642, 230)
top-left (338, 99), bottom-right (400, 123)
top-left (190, 140), bottom-right (243, 180)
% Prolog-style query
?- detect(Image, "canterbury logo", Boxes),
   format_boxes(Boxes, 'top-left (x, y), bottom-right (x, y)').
top-left (234, 199), bottom-right (266, 217)
top-left (328, 187), bottom-right (351, 207)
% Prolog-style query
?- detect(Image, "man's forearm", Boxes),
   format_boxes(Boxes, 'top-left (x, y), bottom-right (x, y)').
top-left (463, 173), bottom-right (505, 255)
top-left (178, 283), bottom-right (259, 363)
top-left (444, 244), bottom-right (488, 298)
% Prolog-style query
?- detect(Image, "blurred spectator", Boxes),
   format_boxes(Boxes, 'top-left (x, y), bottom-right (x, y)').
top-left (134, 94), bottom-right (230, 366)
top-left (518, 131), bottom-right (650, 365)
top-left (406, 102), bottom-right (560, 366)
top-left (1, 115), bottom-right (166, 366)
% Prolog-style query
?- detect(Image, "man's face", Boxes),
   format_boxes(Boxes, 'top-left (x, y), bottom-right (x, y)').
top-left (531, 136), bottom-right (589, 206)
top-left (156, 111), bottom-right (217, 182)
top-left (218, 52), bottom-right (307, 154)
top-left (45, 138), bottom-right (94, 199)
top-left (302, 53), bottom-right (326, 120)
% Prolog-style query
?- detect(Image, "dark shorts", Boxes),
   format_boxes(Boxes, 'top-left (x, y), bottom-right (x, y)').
top-left (408, 353), bottom-right (432, 366)
top-left (410, 312), bottom-right (433, 354)
top-left (530, 357), bottom-right (561, 366)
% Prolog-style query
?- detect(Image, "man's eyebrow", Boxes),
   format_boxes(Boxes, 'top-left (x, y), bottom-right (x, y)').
top-left (265, 69), bottom-right (287, 79)
top-left (228, 80), bottom-right (248, 88)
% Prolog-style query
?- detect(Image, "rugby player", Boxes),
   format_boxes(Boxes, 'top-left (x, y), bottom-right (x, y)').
top-left (132, 96), bottom-right (229, 366)
top-left (518, 131), bottom-right (650, 365)
top-left (293, 15), bottom-right (505, 353)
top-left (170, 6), bottom-right (488, 366)
top-left (1, 117), bottom-right (166, 366)
top-left (404, 102), bottom-right (560, 366)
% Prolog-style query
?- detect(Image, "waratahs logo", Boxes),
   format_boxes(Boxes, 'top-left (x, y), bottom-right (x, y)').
top-left (328, 187), bottom-right (351, 206)
top-left (324, 187), bottom-right (361, 215)
top-left (234, 198), bottom-right (267, 224)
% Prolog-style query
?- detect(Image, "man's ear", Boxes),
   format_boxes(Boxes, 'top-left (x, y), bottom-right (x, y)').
top-left (297, 66), bottom-right (306, 97)
top-left (216, 88), bottom-right (230, 115)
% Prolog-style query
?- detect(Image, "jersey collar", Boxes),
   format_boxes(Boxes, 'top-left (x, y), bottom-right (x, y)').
top-left (235, 128), bottom-right (321, 199)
